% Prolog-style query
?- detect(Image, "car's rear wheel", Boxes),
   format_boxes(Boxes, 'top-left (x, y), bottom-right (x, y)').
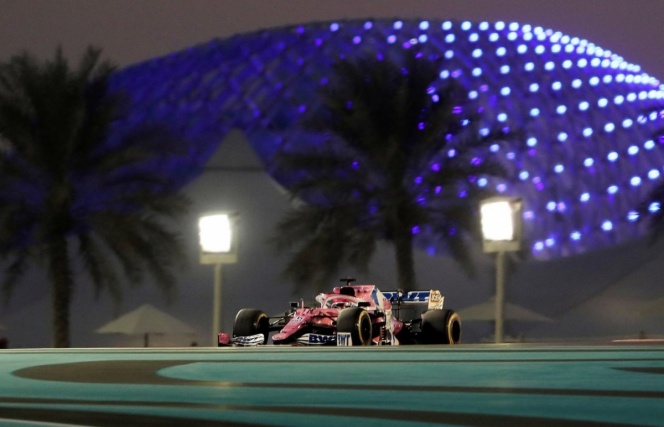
top-left (337, 307), bottom-right (372, 346)
top-left (233, 309), bottom-right (269, 344)
top-left (421, 309), bottom-right (461, 344)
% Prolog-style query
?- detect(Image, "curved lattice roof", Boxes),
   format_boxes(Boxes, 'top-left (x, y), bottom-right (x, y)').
top-left (110, 18), bottom-right (664, 260)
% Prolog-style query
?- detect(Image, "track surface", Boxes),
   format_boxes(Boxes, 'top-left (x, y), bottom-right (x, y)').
top-left (0, 344), bottom-right (663, 426)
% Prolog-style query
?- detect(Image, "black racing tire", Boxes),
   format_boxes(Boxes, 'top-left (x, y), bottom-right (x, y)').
top-left (337, 307), bottom-right (372, 346)
top-left (421, 309), bottom-right (461, 344)
top-left (233, 308), bottom-right (269, 344)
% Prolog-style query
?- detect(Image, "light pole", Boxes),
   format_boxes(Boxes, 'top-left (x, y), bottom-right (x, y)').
top-left (479, 197), bottom-right (522, 344)
top-left (198, 212), bottom-right (238, 346)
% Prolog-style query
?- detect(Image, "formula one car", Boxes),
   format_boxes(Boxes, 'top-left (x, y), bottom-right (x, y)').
top-left (221, 278), bottom-right (461, 346)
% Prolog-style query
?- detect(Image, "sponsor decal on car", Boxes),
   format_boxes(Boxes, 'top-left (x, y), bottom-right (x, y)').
top-left (297, 333), bottom-right (337, 345)
top-left (232, 334), bottom-right (265, 346)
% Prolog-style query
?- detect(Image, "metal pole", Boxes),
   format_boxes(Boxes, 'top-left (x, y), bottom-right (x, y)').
top-left (495, 251), bottom-right (506, 344)
top-left (212, 263), bottom-right (223, 346)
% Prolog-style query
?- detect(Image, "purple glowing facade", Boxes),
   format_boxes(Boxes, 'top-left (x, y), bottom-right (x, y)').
top-left (110, 19), bottom-right (664, 260)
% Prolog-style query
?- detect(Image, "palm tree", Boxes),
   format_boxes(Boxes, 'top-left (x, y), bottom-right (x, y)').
top-left (272, 51), bottom-right (516, 291)
top-left (0, 47), bottom-right (190, 347)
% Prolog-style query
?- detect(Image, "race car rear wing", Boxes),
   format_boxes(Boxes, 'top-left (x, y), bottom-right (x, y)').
top-left (382, 290), bottom-right (444, 310)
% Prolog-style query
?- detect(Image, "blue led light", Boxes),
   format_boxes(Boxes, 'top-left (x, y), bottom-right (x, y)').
top-left (580, 193), bottom-right (590, 202)
top-left (527, 137), bottom-right (538, 147)
top-left (461, 21), bottom-right (472, 31)
top-left (604, 123), bottom-right (616, 133)
top-left (330, 22), bottom-right (340, 31)
top-left (601, 220), bottom-right (613, 231)
top-left (557, 132), bottom-right (568, 142)
top-left (500, 65), bottom-right (510, 74)
top-left (627, 211), bottom-right (639, 222)
top-left (622, 118), bottom-right (633, 128)
top-left (556, 105), bottom-right (567, 115)
top-left (501, 87), bottom-right (511, 96)
top-left (472, 67), bottom-right (482, 76)
top-left (645, 140), bottom-right (656, 150)
top-left (546, 201), bottom-right (557, 211)
top-left (529, 83), bottom-right (539, 92)
top-left (519, 171), bottom-right (529, 180)
top-left (649, 169), bottom-right (660, 179)
top-left (572, 79), bottom-right (582, 88)
top-left (554, 164), bottom-right (564, 173)
top-left (584, 158), bottom-right (594, 167)
top-left (583, 127), bottom-right (593, 137)
top-left (598, 98), bottom-right (608, 108)
top-left (441, 21), bottom-right (452, 30)
top-left (497, 113), bottom-right (508, 122)
top-left (552, 81), bottom-right (562, 91)
top-left (478, 177), bottom-right (488, 187)
top-left (570, 231), bottom-right (581, 241)
top-left (589, 76), bottom-right (600, 86)
top-left (496, 47), bottom-right (506, 56)
top-left (607, 151), bottom-right (619, 161)
top-left (530, 108), bottom-right (540, 117)
top-left (419, 21), bottom-right (430, 30)
top-left (472, 48), bottom-right (483, 58)
top-left (445, 34), bottom-right (455, 43)
top-left (630, 176), bottom-right (642, 186)
top-left (525, 62), bottom-right (535, 72)
top-left (579, 101), bottom-right (589, 111)
top-left (627, 145), bottom-right (639, 155)
top-left (649, 202), bottom-right (661, 213)
top-left (607, 185), bottom-right (618, 194)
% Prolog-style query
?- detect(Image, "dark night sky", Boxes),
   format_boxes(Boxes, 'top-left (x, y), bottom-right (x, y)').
top-left (1, 0), bottom-right (664, 80)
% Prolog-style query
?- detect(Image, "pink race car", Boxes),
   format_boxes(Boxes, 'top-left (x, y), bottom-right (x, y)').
top-left (221, 278), bottom-right (461, 346)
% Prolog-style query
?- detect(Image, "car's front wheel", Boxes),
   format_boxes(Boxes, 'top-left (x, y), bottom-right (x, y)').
top-left (233, 308), bottom-right (269, 344)
top-left (337, 307), bottom-right (372, 346)
top-left (421, 309), bottom-right (461, 344)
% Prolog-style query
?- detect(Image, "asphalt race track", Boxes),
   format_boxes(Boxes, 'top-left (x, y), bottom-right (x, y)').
top-left (0, 344), bottom-right (663, 426)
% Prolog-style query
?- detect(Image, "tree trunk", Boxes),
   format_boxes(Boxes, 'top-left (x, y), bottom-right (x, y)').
top-left (50, 237), bottom-right (72, 348)
top-left (393, 225), bottom-right (416, 291)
